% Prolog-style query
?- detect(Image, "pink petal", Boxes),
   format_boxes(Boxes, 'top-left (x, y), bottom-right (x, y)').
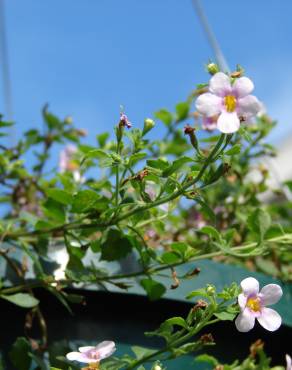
top-left (233, 77), bottom-right (254, 98)
top-left (96, 341), bottom-right (116, 360)
top-left (196, 93), bottom-right (222, 117)
top-left (235, 309), bottom-right (255, 332)
top-left (209, 72), bottom-right (231, 96)
top-left (78, 346), bottom-right (95, 353)
top-left (240, 277), bottom-right (259, 296)
top-left (257, 307), bottom-right (282, 331)
top-left (238, 293), bottom-right (247, 311)
top-left (237, 95), bottom-right (261, 118)
top-left (260, 284), bottom-right (283, 306)
top-left (217, 111), bottom-right (240, 133)
top-left (202, 116), bottom-right (217, 131)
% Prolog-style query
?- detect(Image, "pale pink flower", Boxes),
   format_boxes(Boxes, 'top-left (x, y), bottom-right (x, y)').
top-left (202, 115), bottom-right (218, 131)
top-left (66, 341), bottom-right (116, 364)
top-left (196, 72), bottom-right (261, 134)
top-left (286, 354), bottom-right (292, 370)
top-left (59, 145), bottom-right (84, 182)
top-left (235, 277), bottom-right (282, 332)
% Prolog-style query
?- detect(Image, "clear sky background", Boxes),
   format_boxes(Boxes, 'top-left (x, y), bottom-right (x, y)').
top-left (1, 0), bottom-right (292, 148)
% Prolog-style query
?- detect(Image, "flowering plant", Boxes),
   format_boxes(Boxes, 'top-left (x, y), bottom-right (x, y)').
top-left (0, 65), bottom-right (291, 369)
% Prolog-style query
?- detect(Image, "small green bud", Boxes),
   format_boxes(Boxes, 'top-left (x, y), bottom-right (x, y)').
top-left (206, 284), bottom-right (216, 295)
top-left (206, 62), bottom-right (220, 75)
top-left (142, 118), bottom-right (155, 136)
top-left (64, 115), bottom-right (73, 124)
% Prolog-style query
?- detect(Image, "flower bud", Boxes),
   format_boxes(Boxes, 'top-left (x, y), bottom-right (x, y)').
top-left (206, 284), bottom-right (216, 295)
top-left (142, 118), bottom-right (155, 136)
top-left (153, 365), bottom-right (162, 370)
top-left (206, 62), bottom-right (220, 75)
top-left (64, 115), bottom-right (73, 124)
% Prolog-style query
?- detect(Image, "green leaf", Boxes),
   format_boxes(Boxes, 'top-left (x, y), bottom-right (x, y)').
top-left (214, 311), bottom-right (237, 321)
top-left (238, 126), bottom-right (252, 142)
top-left (1, 293), bottom-right (39, 308)
top-left (160, 251), bottom-right (181, 264)
top-left (154, 109), bottom-right (173, 126)
top-left (47, 189), bottom-right (73, 205)
top-left (163, 316), bottom-right (188, 329)
top-left (175, 101), bottom-right (189, 122)
top-left (71, 190), bottom-right (100, 213)
top-left (42, 198), bottom-right (65, 223)
top-left (82, 149), bottom-right (113, 167)
top-left (128, 152), bottom-right (147, 166)
top-left (225, 144), bottom-right (241, 156)
top-left (9, 337), bottom-right (32, 370)
top-left (196, 197), bottom-right (216, 224)
top-left (162, 156), bottom-right (193, 177)
top-left (186, 289), bottom-right (209, 299)
top-left (97, 132), bottom-right (109, 147)
top-left (131, 346), bottom-right (156, 360)
top-left (100, 229), bottom-right (133, 261)
top-left (247, 208), bottom-right (271, 240)
top-left (42, 105), bottom-right (62, 130)
top-left (146, 158), bottom-right (169, 171)
top-left (140, 278), bottom-right (166, 301)
top-left (200, 226), bottom-right (221, 241)
top-left (195, 354), bottom-right (218, 366)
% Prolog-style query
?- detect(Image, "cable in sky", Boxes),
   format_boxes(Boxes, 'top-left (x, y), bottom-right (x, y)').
top-left (0, 0), bottom-right (14, 126)
top-left (191, 0), bottom-right (229, 73)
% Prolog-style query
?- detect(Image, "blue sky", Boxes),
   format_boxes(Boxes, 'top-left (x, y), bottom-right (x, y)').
top-left (1, 0), bottom-right (292, 148)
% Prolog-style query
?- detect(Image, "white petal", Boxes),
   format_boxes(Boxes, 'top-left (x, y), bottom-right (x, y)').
top-left (260, 284), bottom-right (283, 306)
top-left (96, 341), bottom-right (116, 360)
top-left (257, 307), bottom-right (282, 331)
top-left (196, 93), bottom-right (222, 117)
top-left (237, 95), bottom-right (261, 118)
top-left (217, 112), bottom-right (240, 134)
top-left (240, 277), bottom-right (259, 296)
top-left (209, 72), bottom-right (231, 96)
top-left (66, 352), bottom-right (85, 362)
top-left (238, 293), bottom-right (247, 311)
top-left (78, 346), bottom-right (95, 353)
top-left (286, 354), bottom-right (292, 370)
top-left (235, 309), bottom-right (255, 332)
top-left (233, 77), bottom-right (254, 98)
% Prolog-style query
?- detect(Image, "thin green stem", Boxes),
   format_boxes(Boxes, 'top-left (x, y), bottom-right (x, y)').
top-left (2, 234), bottom-right (289, 295)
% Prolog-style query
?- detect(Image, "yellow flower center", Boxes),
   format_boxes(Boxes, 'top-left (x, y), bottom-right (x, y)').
top-left (246, 297), bottom-right (261, 312)
top-left (224, 95), bottom-right (237, 112)
top-left (67, 161), bottom-right (79, 171)
top-left (82, 363), bottom-right (99, 370)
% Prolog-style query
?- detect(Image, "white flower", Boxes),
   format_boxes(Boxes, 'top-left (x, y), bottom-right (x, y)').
top-left (235, 277), bottom-right (283, 332)
top-left (196, 72), bottom-right (261, 134)
top-left (286, 354), bottom-right (292, 370)
top-left (66, 341), bottom-right (116, 364)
